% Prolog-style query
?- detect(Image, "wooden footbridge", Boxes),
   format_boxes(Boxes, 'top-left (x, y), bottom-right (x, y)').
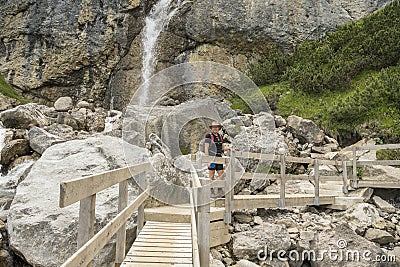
top-left (58, 143), bottom-right (400, 267)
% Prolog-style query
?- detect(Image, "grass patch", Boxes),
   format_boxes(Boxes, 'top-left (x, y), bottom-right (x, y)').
top-left (0, 75), bottom-right (30, 103)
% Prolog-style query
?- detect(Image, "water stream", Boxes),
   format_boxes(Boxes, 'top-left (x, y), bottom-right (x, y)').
top-left (139, 0), bottom-right (183, 106)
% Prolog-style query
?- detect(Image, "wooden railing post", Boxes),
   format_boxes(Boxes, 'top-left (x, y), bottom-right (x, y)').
top-left (313, 159), bottom-right (320, 205)
top-left (197, 186), bottom-right (210, 267)
top-left (115, 180), bottom-right (128, 266)
top-left (78, 194), bottom-right (96, 267)
top-left (136, 177), bottom-right (146, 237)
top-left (278, 155), bottom-right (286, 207)
top-left (352, 146), bottom-right (358, 188)
top-left (224, 152), bottom-right (234, 223)
top-left (342, 161), bottom-right (349, 194)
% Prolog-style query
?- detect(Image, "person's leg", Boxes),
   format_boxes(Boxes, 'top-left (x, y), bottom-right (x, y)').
top-left (209, 169), bottom-right (216, 180)
top-left (209, 169), bottom-right (216, 197)
top-left (216, 167), bottom-right (225, 197)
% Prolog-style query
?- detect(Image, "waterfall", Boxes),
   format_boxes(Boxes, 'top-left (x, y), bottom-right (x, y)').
top-left (140, 0), bottom-right (182, 106)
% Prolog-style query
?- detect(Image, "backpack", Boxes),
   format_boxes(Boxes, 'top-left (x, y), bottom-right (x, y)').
top-left (203, 132), bottom-right (223, 154)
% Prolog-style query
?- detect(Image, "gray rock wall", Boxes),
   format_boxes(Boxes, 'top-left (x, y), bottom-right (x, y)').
top-left (0, 0), bottom-right (392, 109)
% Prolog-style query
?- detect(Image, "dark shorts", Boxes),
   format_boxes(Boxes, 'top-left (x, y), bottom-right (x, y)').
top-left (208, 163), bottom-right (224, 171)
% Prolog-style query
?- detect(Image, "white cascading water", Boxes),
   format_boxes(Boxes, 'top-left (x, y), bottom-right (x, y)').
top-left (139, 0), bottom-right (182, 106)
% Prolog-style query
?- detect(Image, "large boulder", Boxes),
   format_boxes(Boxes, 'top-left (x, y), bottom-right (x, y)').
top-left (54, 97), bottom-right (73, 111)
top-left (28, 126), bottom-right (65, 154)
top-left (0, 139), bottom-right (31, 166)
top-left (0, 103), bottom-right (50, 129)
top-left (310, 224), bottom-right (397, 267)
top-left (287, 115), bottom-right (325, 145)
top-left (232, 222), bottom-right (291, 261)
top-left (341, 203), bottom-right (386, 234)
top-left (7, 135), bottom-right (150, 267)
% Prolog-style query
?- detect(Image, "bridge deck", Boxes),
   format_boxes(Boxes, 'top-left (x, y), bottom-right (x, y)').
top-left (121, 221), bottom-right (193, 267)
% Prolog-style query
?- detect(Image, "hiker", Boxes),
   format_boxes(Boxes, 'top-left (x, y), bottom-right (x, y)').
top-left (204, 121), bottom-right (233, 196)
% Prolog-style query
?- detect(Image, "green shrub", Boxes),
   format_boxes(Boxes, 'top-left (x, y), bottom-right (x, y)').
top-left (0, 74), bottom-right (30, 103)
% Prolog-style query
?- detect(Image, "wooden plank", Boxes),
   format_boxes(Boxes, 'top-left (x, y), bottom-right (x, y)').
top-left (189, 189), bottom-right (200, 267)
top-left (128, 246), bottom-right (192, 253)
top-left (60, 162), bottom-right (150, 207)
top-left (60, 189), bottom-right (150, 267)
top-left (140, 230), bottom-right (191, 235)
top-left (234, 151), bottom-right (277, 161)
top-left (356, 160), bottom-right (400, 166)
top-left (116, 180), bottom-right (129, 264)
top-left (200, 156), bottom-right (229, 164)
top-left (121, 263), bottom-right (192, 267)
top-left (358, 180), bottom-right (400, 188)
top-left (285, 156), bottom-right (312, 164)
top-left (210, 233), bottom-right (230, 248)
top-left (352, 147), bottom-right (357, 187)
top-left (279, 155), bottom-right (286, 207)
top-left (197, 186), bottom-right (210, 267)
top-left (342, 161), bottom-right (349, 194)
top-left (77, 195), bottom-right (96, 267)
top-left (132, 241), bottom-right (192, 248)
top-left (136, 235), bottom-right (193, 241)
top-left (135, 237), bottom-right (192, 244)
top-left (232, 194), bottom-right (336, 210)
top-left (343, 144), bottom-right (400, 151)
top-left (210, 221), bottom-right (229, 231)
top-left (123, 256), bottom-right (192, 264)
top-left (224, 152), bottom-right (233, 223)
top-left (127, 251), bottom-right (192, 258)
top-left (136, 185), bottom-right (145, 237)
top-left (314, 159), bottom-right (320, 205)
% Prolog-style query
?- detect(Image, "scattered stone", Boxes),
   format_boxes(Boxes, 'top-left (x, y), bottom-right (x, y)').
top-left (373, 196), bottom-right (396, 213)
top-left (311, 224), bottom-right (397, 267)
top-left (211, 248), bottom-right (223, 261)
top-left (0, 139), bottom-right (31, 166)
top-left (210, 257), bottom-right (225, 267)
top-left (311, 146), bottom-right (332, 154)
top-left (86, 108), bottom-right (106, 132)
top-left (234, 214), bottom-right (253, 224)
top-left (287, 115), bottom-right (324, 144)
top-left (76, 100), bottom-right (90, 109)
top-left (253, 216), bottom-right (263, 225)
top-left (233, 259), bottom-right (260, 267)
top-left (232, 223), bottom-right (291, 260)
top-left (28, 126), bottom-right (65, 154)
top-left (0, 93), bottom-right (16, 111)
top-left (0, 249), bottom-right (12, 266)
top-left (274, 115), bottom-right (287, 127)
top-left (343, 203), bottom-right (385, 233)
top-left (45, 124), bottom-right (76, 140)
top-left (364, 228), bottom-right (396, 245)
top-left (0, 103), bottom-right (50, 129)
top-left (54, 96), bottom-right (73, 111)
top-left (223, 257), bottom-right (234, 266)
top-left (235, 223), bottom-right (251, 232)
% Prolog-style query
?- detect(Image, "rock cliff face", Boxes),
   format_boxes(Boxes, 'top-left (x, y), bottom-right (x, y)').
top-left (0, 0), bottom-right (391, 109)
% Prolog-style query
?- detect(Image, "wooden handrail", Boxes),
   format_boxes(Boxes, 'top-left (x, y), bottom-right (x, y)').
top-left (189, 190), bottom-right (200, 267)
top-left (60, 162), bottom-right (151, 207)
top-left (61, 188), bottom-right (150, 267)
top-left (343, 143), bottom-right (400, 151)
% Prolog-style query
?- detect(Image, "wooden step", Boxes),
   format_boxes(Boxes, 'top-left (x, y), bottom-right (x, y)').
top-left (144, 206), bottom-right (225, 223)
top-left (122, 221), bottom-right (193, 266)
